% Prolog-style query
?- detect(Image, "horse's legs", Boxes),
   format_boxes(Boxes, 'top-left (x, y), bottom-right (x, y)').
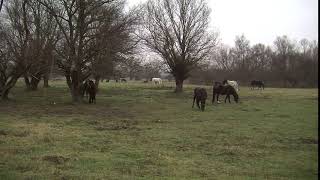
top-left (196, 99), bottom-right (200, 109)
top-left (224, 95), bottom-right (227, 103)
top-left (212, 93), bottom-right (215, 104)
top-left (192, 95), bottom-right (196, 108)
top-left (217, 94), bottom-right (220, 103)
top-left (228, 95), bottom-right (231, 103)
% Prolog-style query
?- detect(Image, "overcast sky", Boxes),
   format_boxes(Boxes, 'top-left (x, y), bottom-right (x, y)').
top-left (126, 0), bottom-right (318, 46)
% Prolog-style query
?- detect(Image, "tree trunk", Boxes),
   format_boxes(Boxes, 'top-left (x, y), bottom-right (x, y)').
top-left (94, 75), bottom-right (100, 92)
top-left (70, 69), bottom-right (81, 103)
top-left (129, 71), bottom-right (134, 80)
top-left (43, 74), bottom-right (49, 88)
top-left (65, 74), bottom-right (82, 102)
top-left (175, 78), bottom-right (184, 93)
top-left (24, 75), bottom-right (31, 90)
top-left (0, 77), bottom-right (19, 100)
top-left (1, 89), bottom-right (10, 100)
top-left (71, 88), bottom-right (81, 102)
top-left (30, 76), bottom-right (41, 90)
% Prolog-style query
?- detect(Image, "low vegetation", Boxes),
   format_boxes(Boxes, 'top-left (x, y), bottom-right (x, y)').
top-left (0, 81), bottom-right (318, 179)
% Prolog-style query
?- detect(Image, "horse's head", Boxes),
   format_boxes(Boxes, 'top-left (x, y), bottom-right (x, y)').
top-left (222, 80), bottom-right (228, 85)
top-left (233, 91), bottom-right (239, 103)
top-left (200, 99), bottom-right (206, 111)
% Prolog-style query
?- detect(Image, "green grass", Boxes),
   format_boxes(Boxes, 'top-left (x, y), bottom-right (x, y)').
top-left (0, 81), bottom-right (318, 179)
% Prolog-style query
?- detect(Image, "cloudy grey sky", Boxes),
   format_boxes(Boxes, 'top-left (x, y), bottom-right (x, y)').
top-left (126, 0), bottom-right (318, 46)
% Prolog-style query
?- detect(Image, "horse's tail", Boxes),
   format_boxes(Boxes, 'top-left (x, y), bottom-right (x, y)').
top-left (192, 92), bottom-right (196, 108)
top-left (212, 90), bottom-right (215, 104)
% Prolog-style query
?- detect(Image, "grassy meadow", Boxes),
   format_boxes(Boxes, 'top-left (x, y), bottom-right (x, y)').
top-left (0, 80), bottom-right (318, 179)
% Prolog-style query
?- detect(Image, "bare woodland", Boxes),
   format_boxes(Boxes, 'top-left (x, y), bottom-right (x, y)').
top-left (0, 0), bottom-right (318, 101)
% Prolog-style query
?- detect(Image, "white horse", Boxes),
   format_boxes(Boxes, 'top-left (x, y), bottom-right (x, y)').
top-left (152, 78), bottom-right (162, 85)
top-left (223, 80), bottom-right (239, 92)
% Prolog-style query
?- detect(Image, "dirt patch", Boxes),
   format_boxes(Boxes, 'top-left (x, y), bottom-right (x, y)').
top-left (95, 119), bottom-right (139, 131)
top-left (276, 114), bottom-right (291, 118)
top-left (299, 138), bottom-right (318, 144)
top-left (0, 129), bottom-right (8, 136)
top-left (96, 124), bottom-right (129, 131)
top-left (253, 108), bottom-right (261, 111)
top-left (12, 130), bottom-right (30, 137)
top-left (42, 155), bottom-right (70, 165)
top-left (15, 164), bottom-right (33, 173)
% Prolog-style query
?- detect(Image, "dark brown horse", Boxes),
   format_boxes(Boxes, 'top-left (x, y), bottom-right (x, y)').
top-left (87, 80), bottom-right (96, 104)
top-left (251, 80), bottom-right (264, 90)
top-left (81, 79), bottom-right (96, 103)
top-left (192, 87), bottom-right (207, 111)
top-left (212, 82), bottom-right (239, 103)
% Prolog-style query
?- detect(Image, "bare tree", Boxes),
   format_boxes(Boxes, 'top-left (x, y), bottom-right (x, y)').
top-left (20, 0), bottom-right (58, 90)
top-left (0, 0), bottom-right (3, 13)
top-left (118, 57), bottom-right (143, 80)
top-left (249, 43), bottom-right (272, 79)
top-left (90, 3), bottom-right (140, 88)
top-left (0, 0), bottom-right (35, 100)
top-left (272, 35), bottom-right (297, 87)
top-left (37, 0), bottom-right (131, 102)
top-left (142, 60), bottom-right (164, 81)
top-left (36, 0), bottom-right (139, 101)
top-left (0, 0), bottom-right (32, 100)
top-left (140, 0), bottom-right (217, 92)
top-left (214, 44), bottom-right (234, 71)
top-left (232, 34), bottom-right (251, 81)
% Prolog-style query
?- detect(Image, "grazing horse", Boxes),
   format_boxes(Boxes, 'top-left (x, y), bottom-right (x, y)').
top-left (152, 78), bottom-right (162, 85)
top-left (87, 80), bottom-right (96, 104)
top-left (212, 83), bottom-right (239, 104)
top-left (251, 80), bottom-right (264, 90)
top-left (223, 80), bottom-right (239, 92)
top-left (192, 87), bottom-right (207, 111)
top-left (120, 78), bottom-right (127, 82)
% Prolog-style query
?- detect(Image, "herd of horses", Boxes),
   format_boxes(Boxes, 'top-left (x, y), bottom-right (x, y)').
top-left (105, 78), bottom-right (162, 84)
top-left (193, 80), bottom-right (265, 111)
top-left (81, 77), bottom-right (164, 104)
top-left (81, 78), bottom-right (265, 109)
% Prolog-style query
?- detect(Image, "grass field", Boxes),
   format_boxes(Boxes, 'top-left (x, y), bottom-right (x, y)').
top-left (0, 81), bottom-right (318, 179)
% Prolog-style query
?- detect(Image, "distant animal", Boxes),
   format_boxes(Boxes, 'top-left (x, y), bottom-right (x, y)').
top-left (192, 87), bottom-right (208, 111)
top-left (120, 78), bottom-right (127, 82)
top-left (223, 80), bottom-right (239, 91)
top-left (87, 80), bottom-right (96, 104)
top-left (251, 80), bottom-right (264, 90)
top-left (212, 82), bottom-right (239, 104)
top-left (152, 78), bottom-right (162, 85)
top-left (143, 80), bottom-right (148, 83)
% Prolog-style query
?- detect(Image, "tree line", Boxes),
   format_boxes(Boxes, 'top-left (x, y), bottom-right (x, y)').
top-left (189, 35), bottom-right (318, 88)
